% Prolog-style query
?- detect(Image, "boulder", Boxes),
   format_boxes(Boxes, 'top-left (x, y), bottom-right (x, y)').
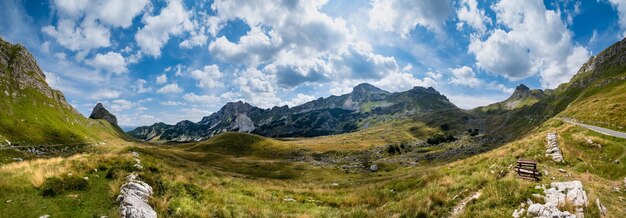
top-left (369, 164), bottom-right (378, 172)
top-left (117, 173), bottom-right (156, 218)
top-left (89, 103), bottom-right (118, 126)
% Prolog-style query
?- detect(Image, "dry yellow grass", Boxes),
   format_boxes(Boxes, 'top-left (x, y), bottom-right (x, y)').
top-left (282, 120), bottom-right (435, 151)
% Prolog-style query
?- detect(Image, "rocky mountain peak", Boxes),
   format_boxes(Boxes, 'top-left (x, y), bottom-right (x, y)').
top-left (510, 84), bottom-right (531, 100)
top-left (89, 103), bottom-right (118, 126)
top-left (352, 83), bottom-right (387, 94)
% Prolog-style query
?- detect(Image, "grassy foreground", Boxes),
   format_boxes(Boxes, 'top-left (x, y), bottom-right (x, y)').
top-left (0, 117), bottom-right (623, 217)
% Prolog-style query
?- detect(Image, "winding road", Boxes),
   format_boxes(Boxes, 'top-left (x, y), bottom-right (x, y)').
top-left (560, 118), bottom-right (626, 139)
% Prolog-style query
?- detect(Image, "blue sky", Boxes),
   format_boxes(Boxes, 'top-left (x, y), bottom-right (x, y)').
top-left (0, 0), bottom-right (624, 127)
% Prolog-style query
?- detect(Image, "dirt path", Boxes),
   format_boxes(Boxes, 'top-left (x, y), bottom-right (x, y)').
top-left (560, 118), bottom-right (626, 139)
top-left (450, 192), bottom-right (481, 217)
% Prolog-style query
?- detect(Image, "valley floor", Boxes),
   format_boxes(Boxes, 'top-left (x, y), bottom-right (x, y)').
top-left (0, 118), bottom-right (625, 217)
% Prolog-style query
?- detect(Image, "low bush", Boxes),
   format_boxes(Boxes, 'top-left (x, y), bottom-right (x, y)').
top-left (427, 134), bottom-right (456, 145)
top-left (41, 175), bottom-right (88, 197)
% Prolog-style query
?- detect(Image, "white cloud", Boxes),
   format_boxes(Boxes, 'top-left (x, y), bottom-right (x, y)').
top-left (91, 89), bottom-right (122, 99)
top-left (133, 79), bottom-right (151, 93)
top-left (449, 66), bottom-right (481, 88)
top-left (42, 18), bottom-right (111, 53)
top-left (234, 68), bottom-right (281, 108)
top-left (183, 93), bottom-right (221, 104)
top-left (44, 0), bottom-right (148, 53)
top-left (456, 0), bottom-right (492, 33)
top-left (156, 74), bottom-right (167, 85)
top-left (368, 0), bottom-right (453, 37)
top-left (208, 0), bottom-right (351, 80)
top-left (91, 0), bottom-right (149, 28)
top-left (135, 0), bottom-right (193, 57)
top-left (447, 94), bottom-right (507, 109)
top-left (85, 51), bottom-right (127, 74)
top-left (609, 0), bottom-right (626, 36)
top-left (284, 93), bottom-right (316, 107)
top-left (332, 42), bottom-right (399, 79)
top-left (157, 83), bottom-right (183, 93)
top-left (208, 27), bottom-right (280, 65)
top-left (373, 71), bottom-right (439, 92)
top-left (160, 101), bottom-right (185, 106)
top-left (110, 99), bottom-right (135, 111)
top-left (468, 0), bottom-right (590, 88)
top-left (190, 65), bottom-right (223, 88)
top-left (180, 26), bottom-right (208, 48)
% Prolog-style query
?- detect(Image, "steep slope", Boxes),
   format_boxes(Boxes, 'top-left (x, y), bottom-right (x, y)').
top-left (0, 37), bottom-right (124, 145)
top-left (484, 37), bottom-right (626, 137)
top-left (475, 84), bottom-right (548, 114)
top-left (129, 84), bottom-right (460, 142)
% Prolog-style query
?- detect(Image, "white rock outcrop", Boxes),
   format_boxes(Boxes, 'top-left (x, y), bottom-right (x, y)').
top-left (546, 133), bottom-right (564, 162)
top-left (117, 152), bottom-right (156, 218)
top-left (514, 181), bottom-right (588, 218)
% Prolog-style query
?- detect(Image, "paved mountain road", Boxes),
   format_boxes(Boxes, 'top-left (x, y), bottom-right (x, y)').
top-left (560, 118), bottom-right (626, 139)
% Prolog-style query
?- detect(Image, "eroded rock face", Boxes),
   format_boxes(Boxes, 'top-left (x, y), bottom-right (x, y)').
top-left (516, 181), bottom-right (588, 218)
top-left (546, 133), bottom-right (564, 162)
top-left (89, 103), bottom-right (118, 126)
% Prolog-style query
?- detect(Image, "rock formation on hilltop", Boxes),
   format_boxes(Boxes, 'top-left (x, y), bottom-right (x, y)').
top-left (475, 84), bottom-right (548, 113)
top-left (89, 103), bottom-right (118, 126)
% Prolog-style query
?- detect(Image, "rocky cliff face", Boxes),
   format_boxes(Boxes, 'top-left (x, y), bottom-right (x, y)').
top-left (0, 37), bottom-right (76, 113)
top-left (129, 83), bottom-right (460, 142)
top-left (89, 103), bottom-right (118, 126)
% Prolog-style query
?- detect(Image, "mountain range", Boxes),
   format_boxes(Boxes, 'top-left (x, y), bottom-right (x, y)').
top-left (128, 84), bottom-right (461, 142)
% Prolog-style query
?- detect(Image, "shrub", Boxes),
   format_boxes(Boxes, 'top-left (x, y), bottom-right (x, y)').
top-left (440, 123), bottom-right (450, 131)
top-left (427, 134), bottom-right (456, 145)
top-left (41, 175), bottom-right (88, 197)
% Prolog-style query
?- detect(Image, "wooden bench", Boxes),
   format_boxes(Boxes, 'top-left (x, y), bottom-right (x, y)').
top-left (514, 159), bottom-right (541, 181)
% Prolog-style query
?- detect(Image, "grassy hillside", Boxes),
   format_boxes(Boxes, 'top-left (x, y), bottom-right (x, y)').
top-left (558, 67), bottom-right (626, 130)
top-left (0, 39), bottom-right (126, 146)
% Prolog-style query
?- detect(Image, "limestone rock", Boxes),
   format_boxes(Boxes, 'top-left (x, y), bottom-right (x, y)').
top-left (369, 164), bottom-right (378, 172)
top-left (117, 173), bottom-right (156, 218)
top-left (546, 133), bottom-right (564, 162)
top-left (518, 181), bottom-right (588, 218)
top-left (89, 103), bottom-right (118, 126)
top-left (596, 198), bottom-right (607, 215)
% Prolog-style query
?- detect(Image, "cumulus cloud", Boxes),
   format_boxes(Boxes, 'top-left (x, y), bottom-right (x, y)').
top-left (284, 93), bottom-right (316, 107)
top-left (183, 93), bottom-right (221, 104)
top-left (190, 65), bottom-right (223, 88)
top-left (135, 0), bottom-right (193, 57)
top-left (608, 0), bottom-right (626, 35)
top-left (43, 0), bottom-right (148, 53)
top-left (456, 0), bottom-right (492, 33)
top-left (133, 79), bottom-right (152, 93)
top-left (468, 0), bottom-right (590, 88)
top-left (42, 18), bottom-right (111, 53)
top-left (91, 89), bottom-right (122, 99)
top-left (110, 99), bottom-right (135, 111)
top-left (333, 42), bottom-right (399, 79)
top-left (234, 68), bottom-right (281, 108)
top-left (449, 66), bottom-right (481, 87)
top-left (160, 101), bottom-right (185, 106)
top-left (373, 72), bottom-right (438, 92)
top-left (156, 74), bottom-right (167, 85)
top-left (157, 83), bottom-right (183, 93)
top-left (263, 56), bottom-right (329, 87)
top-left (368, 0), bottom-right (453, 37)
top-left (85, 51), bottom-right (128, 74)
